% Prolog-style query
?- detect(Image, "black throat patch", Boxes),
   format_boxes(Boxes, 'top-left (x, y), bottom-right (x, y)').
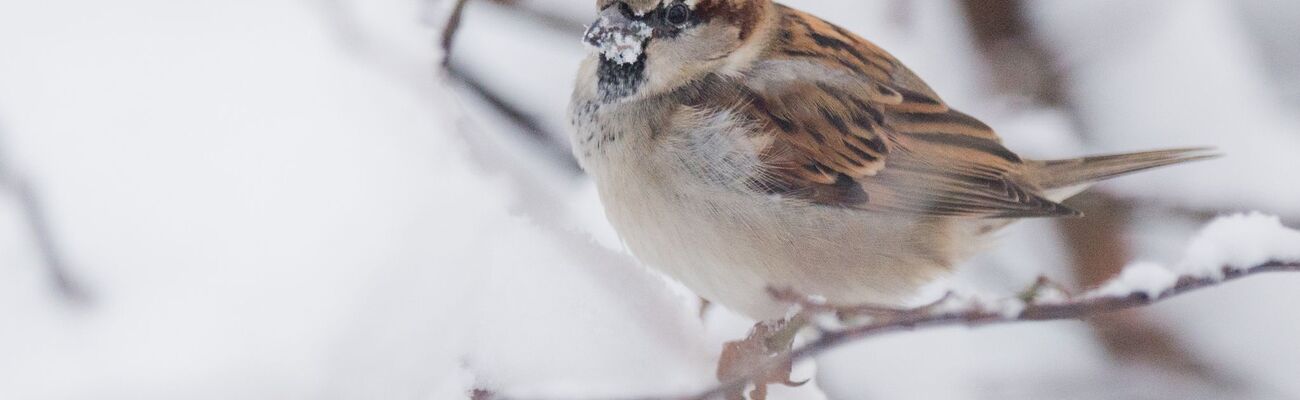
top-left (597, 51), bottom-right (647, 102)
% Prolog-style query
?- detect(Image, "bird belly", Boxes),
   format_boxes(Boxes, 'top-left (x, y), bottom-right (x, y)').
top-left (572, 95), bottom-right (981, 320)
top-left (591, 152), bottom-right (966, 321)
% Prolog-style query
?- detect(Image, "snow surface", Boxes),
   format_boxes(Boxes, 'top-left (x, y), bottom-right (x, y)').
top-left (0, 0), bottom-right (718, 399)
top-left (1089, 262), bottom-right (1180, 299)
top-left (927, 213), bottom-right (1300, 320)
top-left (1179, 213), bottom-right (1300, 279)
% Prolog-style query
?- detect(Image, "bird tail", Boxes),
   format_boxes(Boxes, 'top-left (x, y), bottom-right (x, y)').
top-left (1026, 147), bottom-right (1219, 201)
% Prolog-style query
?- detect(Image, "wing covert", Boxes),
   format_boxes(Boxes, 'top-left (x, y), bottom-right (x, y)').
top-left (736, 5), bottom-right (1079, 218)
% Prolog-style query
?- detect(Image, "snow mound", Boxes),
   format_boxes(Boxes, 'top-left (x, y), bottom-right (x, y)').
top-left (1179, 213), bottom-right (1300, 279)
top-left (1090, 263), bottom-right (1180, 299)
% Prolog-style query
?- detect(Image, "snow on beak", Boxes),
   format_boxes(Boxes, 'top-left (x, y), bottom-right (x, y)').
top-left (583, 5), bottom-right (653, 65)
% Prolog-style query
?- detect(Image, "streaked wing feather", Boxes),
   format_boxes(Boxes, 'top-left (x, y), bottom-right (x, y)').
top-left (744, 5), bottom-right (1076, 218)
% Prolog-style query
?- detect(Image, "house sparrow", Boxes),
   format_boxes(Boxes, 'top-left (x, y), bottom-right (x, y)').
top-left (569, 0), bottom-right (1212, 321)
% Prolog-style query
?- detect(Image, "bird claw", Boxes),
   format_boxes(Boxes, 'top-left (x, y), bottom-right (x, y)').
top-left (716, 319), bottom-right (805, 400)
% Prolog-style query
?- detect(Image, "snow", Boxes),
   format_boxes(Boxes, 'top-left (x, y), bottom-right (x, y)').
top-left (1179, 213), bottom-right (1300, 279)
top-left (2, 0), bottom-right (1300, 399)
top-left (0, 0), bottom-right (720, 399)
top-left (584, 15), bottom-right (653, 65)
top-left (1085, 213), bottom-right (1300, 299)
top-left (1032, 285), bottom-right (1071, 305)
top-left (908, 213), bottom-right (1300, 317)
top-left (919, 289), bottom-right (1029, 319)
top-left (0, 1), bottom-right (487, 397)
top-left (994, 297), bottom-right (1029, 319)
top-left (1088, 262), bottom-right (1180, 299)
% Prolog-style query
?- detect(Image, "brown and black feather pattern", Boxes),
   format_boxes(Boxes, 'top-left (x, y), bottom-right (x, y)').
top-left (690, 5), bottom-right (1209, 218)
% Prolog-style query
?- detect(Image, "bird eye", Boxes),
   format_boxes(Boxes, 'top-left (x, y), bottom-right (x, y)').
top-left (665, 3), bottom-right (691, 25)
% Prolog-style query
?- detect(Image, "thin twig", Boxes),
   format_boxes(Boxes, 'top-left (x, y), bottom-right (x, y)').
top-left (0, 122), bottom-right (90, 304)
top-left (439, 0), bottom-right (585, 67)
top-left (435, 0), bottom-right (581, 173)
top-left (679, 261), bottom-right (1300, 400)
top-left (440, 0), bottom-right (471, 65)
top-left (445, 66), bottom-right (581, 173)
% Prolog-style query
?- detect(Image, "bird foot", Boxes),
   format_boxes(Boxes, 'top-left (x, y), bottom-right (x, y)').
top-left (716, 317), bottom-right (808, 400)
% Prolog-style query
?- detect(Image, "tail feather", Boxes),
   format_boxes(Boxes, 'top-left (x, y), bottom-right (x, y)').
top-left (1027, 147), bottom-right (1219, 200)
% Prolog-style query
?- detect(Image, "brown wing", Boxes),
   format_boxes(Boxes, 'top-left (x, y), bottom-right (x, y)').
top-left (740, 6), bottom-right (1079, 218)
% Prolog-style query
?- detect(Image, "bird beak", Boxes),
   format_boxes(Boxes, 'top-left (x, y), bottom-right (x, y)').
top-left (583, 5), bottom-right (653, 65)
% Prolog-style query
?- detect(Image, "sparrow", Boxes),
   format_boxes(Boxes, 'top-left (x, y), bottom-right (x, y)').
top-left (569, 0), bottom-right (1213, 322)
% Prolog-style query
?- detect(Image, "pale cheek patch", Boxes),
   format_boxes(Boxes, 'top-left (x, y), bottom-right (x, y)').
top-left (584, 17), bottom-right (654, 65)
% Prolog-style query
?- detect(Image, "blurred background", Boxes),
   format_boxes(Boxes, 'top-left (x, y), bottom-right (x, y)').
top-left (2, 0), bottom-right (1299, 399)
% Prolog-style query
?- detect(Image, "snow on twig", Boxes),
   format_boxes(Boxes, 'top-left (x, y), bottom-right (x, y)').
top-left (678, 260), bottom-right (1300, 400)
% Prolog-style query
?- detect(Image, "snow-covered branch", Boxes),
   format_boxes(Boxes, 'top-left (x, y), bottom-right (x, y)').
top-left (678, 256), bottom-right (1300, 400)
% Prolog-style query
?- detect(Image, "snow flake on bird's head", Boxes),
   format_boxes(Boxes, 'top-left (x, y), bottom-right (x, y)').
top-left (584, 17), bottom-right (653, 65)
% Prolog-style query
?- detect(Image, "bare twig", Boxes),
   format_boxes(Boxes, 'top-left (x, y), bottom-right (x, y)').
top-left (0, 122), bottom-right (90, 304)
top-left (439, 0), bottom-right (585, 67)
top-left (445, 66), bottom-right (581, 173)
top-left (440, 0), bottom-right (471, 65)
top-left (678, 261), bottom-right (1300, 400)
top-left (435, 0), bottom-right (581, 173)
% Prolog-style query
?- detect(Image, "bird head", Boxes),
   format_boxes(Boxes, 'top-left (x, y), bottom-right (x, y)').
top-left (582, 0), bottom-right (773, 102)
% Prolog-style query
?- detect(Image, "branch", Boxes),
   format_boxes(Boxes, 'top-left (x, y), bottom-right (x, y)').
top-left (440, 0), bottom-right (471, 65)
top-left (434, 0), bottom-right (581, 173)
top-left (439, 0), bottom-right (585, 67)
top-left (445, 67), bottom-right (581, 173)
top-left (0, 121), bottom-right (91, 304)
top-left (680, 261), bottom-right (1300, 400)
